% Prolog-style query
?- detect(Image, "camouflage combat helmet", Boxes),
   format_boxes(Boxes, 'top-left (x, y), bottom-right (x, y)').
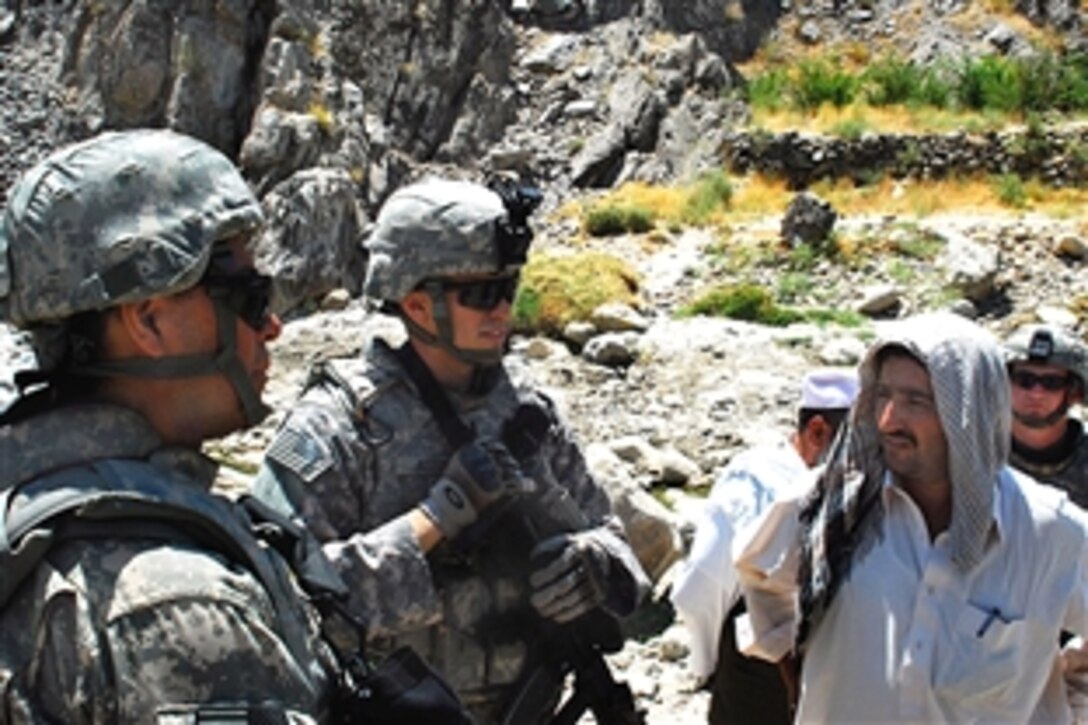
top-left (1004, 324), bottom-right (1088, 388)
top-left (363, 176), bottom-right (541, 371)
top-left (0, 129), bottom-right (271, 426)
top-left (0, 128), bottom-right (263, 328)
top-left (363, 177), bottom-right (539, 303)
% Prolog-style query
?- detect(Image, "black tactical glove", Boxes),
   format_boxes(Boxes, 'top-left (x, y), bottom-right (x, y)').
top-left (528, 532), bottom-right (613, 624)
top-left (421, 442), bottom-right (527, 540)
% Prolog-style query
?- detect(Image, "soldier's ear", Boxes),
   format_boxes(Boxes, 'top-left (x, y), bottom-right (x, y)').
top-left (115, 298), bottom-right (168, 356)
top-left (400, 289), bottom-right (434, 327)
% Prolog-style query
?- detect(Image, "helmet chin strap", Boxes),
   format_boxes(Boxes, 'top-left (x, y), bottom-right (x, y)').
top-left (400, 280), bottom-right (505, 363)
top-left (70, 300), bottom-right (270, 427)
top-left (1013, 396), bottom-right (1072, 429)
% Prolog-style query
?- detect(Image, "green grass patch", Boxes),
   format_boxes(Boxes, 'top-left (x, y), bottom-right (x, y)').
top-left (681, 170), bottom-right (734, 225)
top-left (679, 283), bottom-right (804, 326)
top-left (585, 203), bottom-right (656, 236)
top-left (994, 173), bottom-right (1028, 208)
top-left (776, 271), bottom-right (815, 303)
top-left (796, 59), bottom-right (860, 110)
top-left (830, 116), bottom-right (872, 140)
top-left (513, 252), bottom-right (641, 335)
top-left (745, 50), bottom-right (1088, 117)
top-left (892, 226), bottom-right (945, 259)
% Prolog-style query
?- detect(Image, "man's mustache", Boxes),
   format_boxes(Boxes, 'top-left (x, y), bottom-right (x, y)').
top-left (881, 431), bottom-right (917, 446)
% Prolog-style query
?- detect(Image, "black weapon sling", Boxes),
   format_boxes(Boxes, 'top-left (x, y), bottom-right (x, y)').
top-left (392, 343), bottom-right (644, 725)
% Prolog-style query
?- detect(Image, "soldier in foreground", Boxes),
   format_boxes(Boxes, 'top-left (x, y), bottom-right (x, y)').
top-left (0, 129), bottom-right (338, 722)
top-left (255, 177), bottom-right (649, 723)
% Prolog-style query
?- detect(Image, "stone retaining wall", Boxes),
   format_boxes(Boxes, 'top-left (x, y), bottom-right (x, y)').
top-left (723, 126), bottom-right (1088, 189)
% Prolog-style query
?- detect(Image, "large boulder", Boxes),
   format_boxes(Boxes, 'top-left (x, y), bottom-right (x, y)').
top-left (256, 167), bottom-right (368, 313)
top-left (64, 0), bottom-right (269, 153)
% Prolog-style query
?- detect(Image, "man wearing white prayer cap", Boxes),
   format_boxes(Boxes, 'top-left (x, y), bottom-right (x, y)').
top-left (670, 367), bottom-right (858, 725)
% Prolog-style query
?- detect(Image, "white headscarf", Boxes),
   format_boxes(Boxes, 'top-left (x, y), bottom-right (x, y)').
top-left (796, 312), bottom-right (1010, 650)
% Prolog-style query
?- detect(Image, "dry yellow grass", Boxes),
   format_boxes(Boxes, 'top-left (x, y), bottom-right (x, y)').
top-left (728, 174), bottom-right (1088, 220)
top-left (581, 173), bottom-right (1088, 232)
top-left (748, 103), bottom-right (1016, 135)
top-left (514, 251), bottom-right (641, 334)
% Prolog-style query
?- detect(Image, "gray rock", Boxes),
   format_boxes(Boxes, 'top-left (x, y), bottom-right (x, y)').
top-left (591, 302), bottom-right (650, 333)
top-left (782, 192), bottom-right (837, 247)
top-left (521, 34), bottom-right (578, 73)
top-left (583, 331), bottom-right (640, 366)
top-left (856, 284), bottom-right (903, 316)
top-left (798, 19), bottom-right (823, 44)
top-left (609, 435), bottom-right (660, 467)
top-left (563, 320), bottom-right (598, 347)
top-left (571, 122), bottom-right (627, 188)
top-left (256, 167), bottom-right (368, 314)
top-left (1055, 234), bottom-right (1088, 260)
top-left (937, 230), bottom-right (1000, 302)
top-left (656, 447), bottom-right (701, 486)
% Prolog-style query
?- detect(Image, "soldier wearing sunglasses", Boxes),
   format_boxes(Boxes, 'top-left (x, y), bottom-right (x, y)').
top-left (254, 177), bottom-right (648, 723)
top-left (0, 130), bottom-right (347, 722)
top-left (1004, 324), bottom-right (1088, 509)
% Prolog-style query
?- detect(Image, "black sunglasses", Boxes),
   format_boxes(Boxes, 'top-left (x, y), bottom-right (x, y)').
top-left (443, 276), bottom-right (519, 311)
top-left (203, 268), bottom-right (273, 331)
top-left (1010, 369), bottom-right (1071, 392)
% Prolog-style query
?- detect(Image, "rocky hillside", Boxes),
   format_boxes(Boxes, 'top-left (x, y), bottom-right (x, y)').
top-left (2, 0), bottom-right (1087, 720)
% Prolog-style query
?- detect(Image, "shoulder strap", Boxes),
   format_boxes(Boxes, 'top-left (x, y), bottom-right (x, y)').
top-left (392, 343), bottom-right (475, 448)
top-left (0, 461), bottom-right (342, 662)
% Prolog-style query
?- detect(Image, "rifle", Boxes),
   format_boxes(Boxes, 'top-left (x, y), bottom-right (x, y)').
top-left (497, 402), bottom-right (645, 725)
top-left (393, 343), bottom-right (645, 724)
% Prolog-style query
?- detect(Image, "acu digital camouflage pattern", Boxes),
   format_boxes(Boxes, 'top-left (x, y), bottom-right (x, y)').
top-left (1004, 324), bottom-right (1088, 386)
top-left (1010, 421), bottom-right (1088, 510)
top-left (0, 403), bottom-right (334, 723)
top-left (363, 178), bottom-right (516, 303)
top-left (0, 129), bottom-right (262, 328)
top-left (255, 334), bottom-right (642, 722)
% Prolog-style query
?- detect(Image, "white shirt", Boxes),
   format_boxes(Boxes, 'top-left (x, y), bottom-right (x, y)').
top-left (736, 467), bottom-right (1088, 724)
top-left (670, 442), bottom-right (812, 680)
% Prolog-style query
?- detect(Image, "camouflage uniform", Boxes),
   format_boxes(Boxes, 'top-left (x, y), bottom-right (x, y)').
top-left (254, 178), bottom-right (646, 722)
top-left (1010, 422), bottom-right (1088, 510)
top-left (0, 404), bottom-right (334, 723)
top-left (1005, 324), bottom-right (1088, 510)
top-left (0, 130), bottom-right (338, 723)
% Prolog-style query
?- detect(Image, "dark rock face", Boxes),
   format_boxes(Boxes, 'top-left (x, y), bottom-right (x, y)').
top-left (781, 191), bottom-right (837, 247)
top-left (63, 0), bottom-right (272, 154)
top-left (326, 0), bottom-right (517, 161)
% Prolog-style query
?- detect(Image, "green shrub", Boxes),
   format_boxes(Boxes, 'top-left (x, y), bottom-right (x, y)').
top-left (1019, 51), bottom-right (1088, 113)
top-left (746, 68), bottom-right (791, 110)
top-left (585, 204), bottom-right (655, 236)
top-left (994, 173), bottom-right (1027, 208)
top-left (795, 59), bottom-right (859, 110)
top-left (957, 55), bottom-right (1022, 112)
top-left (680, 283), bottom-right (803, 326)
top-left (863, 55), bottom-right (923, 106)
top-left (917, 69), bottom-right (953, 109)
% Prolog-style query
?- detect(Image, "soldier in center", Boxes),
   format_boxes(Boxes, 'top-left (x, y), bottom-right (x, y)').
top-left (254, 177), bottom-right (649, 722)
